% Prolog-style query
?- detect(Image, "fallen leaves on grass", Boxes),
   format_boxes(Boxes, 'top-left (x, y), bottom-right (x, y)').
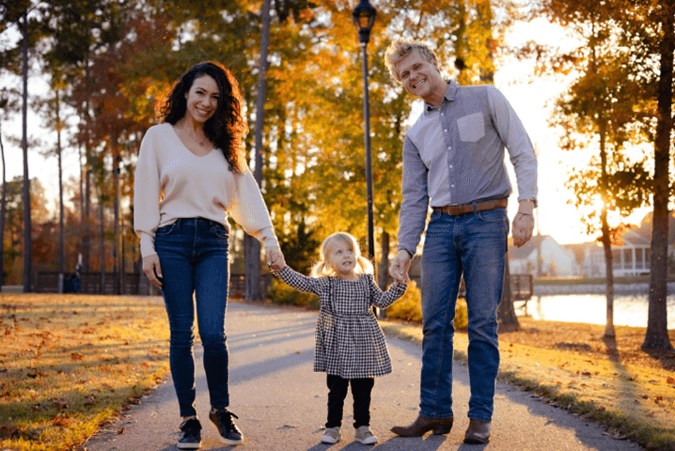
top-left (381, 317), bottom-right (675, 450)
top-left (0, 294), bottom-right (170, 451)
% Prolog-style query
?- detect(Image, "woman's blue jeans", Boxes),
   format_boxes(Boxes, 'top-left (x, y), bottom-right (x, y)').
top-left (155, 217), bottom-right (231, 417)
top-left (419, 208), bottom-right (508, 422)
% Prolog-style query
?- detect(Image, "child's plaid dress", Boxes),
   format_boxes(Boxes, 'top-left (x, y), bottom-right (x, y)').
top-left (275, 267), bottom-right (407, 379)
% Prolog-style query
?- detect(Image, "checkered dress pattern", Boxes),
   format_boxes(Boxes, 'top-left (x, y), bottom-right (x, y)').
top-left (275, 267), bottom-right (407, 379)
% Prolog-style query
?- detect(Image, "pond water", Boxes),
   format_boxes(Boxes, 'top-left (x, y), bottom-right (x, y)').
top-left (516, 294), bottom-right (675, 330)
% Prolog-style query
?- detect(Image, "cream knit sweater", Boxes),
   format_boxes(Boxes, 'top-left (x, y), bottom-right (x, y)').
top-left (133, 123), bottom-right (279, 258)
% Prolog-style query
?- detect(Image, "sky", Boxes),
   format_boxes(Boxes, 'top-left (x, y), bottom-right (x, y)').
top-left (0, 16), bottom-right (652, 246)
top-left (494, 18), bottom-right (650, 244)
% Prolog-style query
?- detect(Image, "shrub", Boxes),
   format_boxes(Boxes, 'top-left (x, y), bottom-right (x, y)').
top-left (387, 280), bottom-right (423, 322)
top-left (268, 277), bottom-right (319, 309)
top-left (454, 296), bottom-right (468, 331)
top-left (386, 280), bottom-right (468, 331)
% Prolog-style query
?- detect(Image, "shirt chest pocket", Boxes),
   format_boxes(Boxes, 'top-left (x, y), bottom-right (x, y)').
top-left (457, 112), bottom-right (485, 143)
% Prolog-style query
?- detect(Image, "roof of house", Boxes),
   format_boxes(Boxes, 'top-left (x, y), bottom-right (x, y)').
top-left (621, 228), bottom-right (650, 246)
top-left (509, 234), bottom-right (549, 259)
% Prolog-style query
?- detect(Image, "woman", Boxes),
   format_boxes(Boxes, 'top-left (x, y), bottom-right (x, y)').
top-left (134, 61), bottom-right (283, 449)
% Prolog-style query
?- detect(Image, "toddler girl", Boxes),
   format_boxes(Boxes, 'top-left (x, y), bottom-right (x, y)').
top-left (273, 232), bottom-right (407, 445)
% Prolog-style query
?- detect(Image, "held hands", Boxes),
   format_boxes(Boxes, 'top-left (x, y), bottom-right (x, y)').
top-left (266, 246), bottom-right (286, 272)
top-left (142, 254), bottom-right (163, 288)
top-left (389, 250), bottom-right (412, 284)
top-left (512, 200), bottom-right (535, 248)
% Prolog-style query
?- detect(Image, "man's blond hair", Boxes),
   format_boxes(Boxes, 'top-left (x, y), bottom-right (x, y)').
top-left (384, 40), bottom-right (439, 82)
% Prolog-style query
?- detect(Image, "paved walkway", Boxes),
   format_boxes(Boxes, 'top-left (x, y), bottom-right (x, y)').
top-left (84, 301), bottom-right (642, 450)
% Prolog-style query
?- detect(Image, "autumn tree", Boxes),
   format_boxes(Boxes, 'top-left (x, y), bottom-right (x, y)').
top-left (525, 4), bottom-right (648, 338)
top-left (0, 89), bottom-right (14, 285)
top-left (0, 0), bottom-right (53, 291)
top-left (0, 177), bottom-right (52, 284)
top-left (639, 0), bottom-right (674, 351)
top-left (530, 0), bottom-right (673, 349)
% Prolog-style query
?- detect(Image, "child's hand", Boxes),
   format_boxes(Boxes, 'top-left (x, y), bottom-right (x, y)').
top-left (400, 272), bottom-right (410, 284)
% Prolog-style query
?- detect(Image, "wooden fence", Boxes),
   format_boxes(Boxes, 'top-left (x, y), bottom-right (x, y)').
top-left (35, 272), bottom-right (141, 295)
top-left (35, 271), bottom-right (270, 297)
top-left (34, 270), bottom-right (529, 301)
top-left (510, 273), bottom-right (534, 301)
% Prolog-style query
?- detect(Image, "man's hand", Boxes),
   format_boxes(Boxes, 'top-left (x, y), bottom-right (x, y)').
top-left (142, 254), bottom-right (163, 288)
top-left (266, 246), bottom-right (286, 271)
top-left (512, 199), bottom-right (536, 247)
top-left (389, 250), bottom-right (412, 283)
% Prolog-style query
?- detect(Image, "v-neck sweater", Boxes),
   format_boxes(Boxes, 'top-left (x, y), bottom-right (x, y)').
top-left (133, 123), bottom-right (278, 257)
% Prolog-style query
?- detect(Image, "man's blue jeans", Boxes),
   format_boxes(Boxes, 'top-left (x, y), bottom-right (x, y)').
top-left (419, 208), bottom-right (508, 422)
top-left (155, 217), bottom-right (231, 417)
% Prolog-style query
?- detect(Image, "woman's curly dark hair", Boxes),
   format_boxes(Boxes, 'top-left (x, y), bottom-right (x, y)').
top-left (160, 61), bottom-right (248, 173)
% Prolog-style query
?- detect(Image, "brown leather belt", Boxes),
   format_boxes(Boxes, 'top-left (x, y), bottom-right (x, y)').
top-left (433, 198), bottom-right (508, 216)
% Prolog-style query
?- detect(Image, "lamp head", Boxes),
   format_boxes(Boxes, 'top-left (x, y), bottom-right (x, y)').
top-left (352, 0), bottom-right (376, 44)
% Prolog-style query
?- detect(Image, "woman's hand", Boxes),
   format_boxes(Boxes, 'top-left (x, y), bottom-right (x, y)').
top-left (142, 254), bottom-right (163, 288)
top-left (266, 247), bottom-right (286, 271)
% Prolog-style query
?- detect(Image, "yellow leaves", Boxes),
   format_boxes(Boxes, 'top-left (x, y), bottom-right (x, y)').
top-left (51, 414), bottom-right (75, 427)
top-left (0, 293), bottom-right (170, 450)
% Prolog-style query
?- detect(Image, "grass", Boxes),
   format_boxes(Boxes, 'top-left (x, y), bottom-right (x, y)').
top-left (1, 293), bottom-right (673, 450)
top-left (381, 317), bottom-right (675, 450)
top-left (0, 294), bottom-right (170, 451)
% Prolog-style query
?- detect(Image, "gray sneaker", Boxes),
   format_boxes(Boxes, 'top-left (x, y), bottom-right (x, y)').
top-left (355, 425), bottom-right (378, 445)
top-left (320, 426), bottom-right (341, 444)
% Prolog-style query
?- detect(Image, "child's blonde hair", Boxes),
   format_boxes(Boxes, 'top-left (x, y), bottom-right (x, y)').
top-left (310, 232), bottom-right (373, 277)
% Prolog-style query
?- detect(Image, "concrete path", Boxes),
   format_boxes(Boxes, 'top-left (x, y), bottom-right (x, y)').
top-left (84, 301), bottom-right (642, 450)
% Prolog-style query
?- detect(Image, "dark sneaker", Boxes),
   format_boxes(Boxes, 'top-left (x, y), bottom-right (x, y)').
top-left (209, 409), bottom-right (244, 445)
top-left (177, 418), bottom-right (202, 449)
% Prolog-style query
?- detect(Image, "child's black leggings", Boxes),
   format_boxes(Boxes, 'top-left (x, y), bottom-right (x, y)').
top-left (325, 375), bottom-right (375, 429)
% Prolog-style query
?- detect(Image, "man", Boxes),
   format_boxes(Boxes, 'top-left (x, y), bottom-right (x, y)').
top-left (385, 40), bottom-right (537, 444)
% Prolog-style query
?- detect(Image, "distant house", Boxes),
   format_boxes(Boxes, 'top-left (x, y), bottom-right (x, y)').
top-left (612, 228), bottom-right (651, 276)
top-left (509, 235), bottom-right (577, 276)
top-left (565, 242), bottom-right (601, 277)
top-left (568, 211), bottom-right (675, 277)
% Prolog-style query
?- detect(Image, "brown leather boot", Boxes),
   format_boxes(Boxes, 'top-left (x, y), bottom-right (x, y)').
top-left (463, 418), bottom-right (490, 444)
top-left (390, 415), bottom-right (453, 437)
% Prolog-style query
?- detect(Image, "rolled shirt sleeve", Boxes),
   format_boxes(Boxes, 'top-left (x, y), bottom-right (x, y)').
top-left (133, 129), bottom-right (162, 258)
top-left (397, 136), bottom-right (430, 256)
top-left (487, 87), bottom-right (538, 203)
top-left (228, 167), bottom-right (280, 250)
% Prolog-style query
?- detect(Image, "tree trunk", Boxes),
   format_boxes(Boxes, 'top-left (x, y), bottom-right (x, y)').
top-left (600, 208), bottom-right (615, 338)
top-left (245, 0), bottom-right (271, 302)
top-left (0, 119), bottom-right (6, 288)
top-left (644, 0), bottom-right (674, 351)
top-left (598, 120), bottom-right (615, 339)
top-left (377, 230), bottom-right (390, 290)
top-left (82, 58), bottom-right (92, 272)
top-left (454, 0), bottom-right (468, 84)
top-left (113, 137), bottom-right (121, 295)
top-left (244, 234), bottom-right (261, 301)
top-left (377, 230), bottom-right (390, 319)
top-left (498, 252), bottom-right (519, 331)
top-left (476, 0), bottom-right (496, 83)
top-left (99, 193), bottom-right (105, 293)
top-left (56, 89), bottom-right (65, 292)
top-left (21, 10), bottom-right (32, 293)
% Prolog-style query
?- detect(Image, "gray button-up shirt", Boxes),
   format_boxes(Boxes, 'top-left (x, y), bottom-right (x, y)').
top-left (398, 81), bottom-right (538, 255)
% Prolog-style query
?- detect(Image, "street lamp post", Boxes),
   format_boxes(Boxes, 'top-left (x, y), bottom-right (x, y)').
top-left (352, 0), bottom-right (377, 260)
